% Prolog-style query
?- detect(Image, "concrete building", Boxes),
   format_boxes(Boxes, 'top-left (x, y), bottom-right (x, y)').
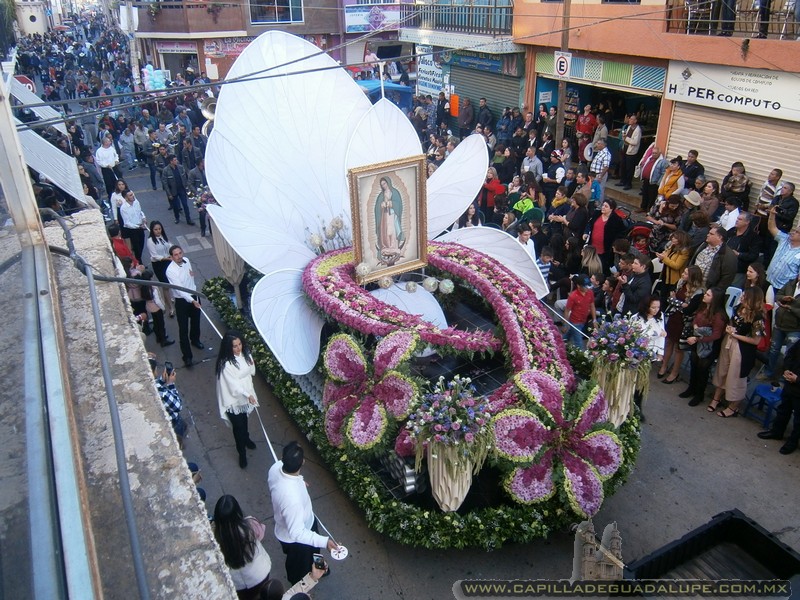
top-left (514, 0), bottom-right (800, 203)
top-left (132, 0), bottom-right (342, 81)
top-left (400, 0), bottom-right (525, 130)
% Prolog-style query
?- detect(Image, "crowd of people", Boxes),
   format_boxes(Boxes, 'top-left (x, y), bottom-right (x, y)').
top-left (425, 98), bottom-right (800, 454)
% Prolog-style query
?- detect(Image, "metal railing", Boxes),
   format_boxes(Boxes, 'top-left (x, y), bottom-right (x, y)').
top-left (401, 0), bottom-right (513, 36)
top-left (666, 0), bottom-right (798, 38)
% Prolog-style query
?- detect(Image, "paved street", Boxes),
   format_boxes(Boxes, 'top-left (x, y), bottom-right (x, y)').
top-left (121, 168), bottom-right (800, 599)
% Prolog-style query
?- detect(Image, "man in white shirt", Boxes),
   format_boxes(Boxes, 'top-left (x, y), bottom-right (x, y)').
top-left (617, 115), bottom-right (642, 190)
top-left (94, 135), bottom-right (122, 197)
top-left (717, 197), bottom-right (741, 231)
top-left (268, 441), bottom-right (339, 585)
top-left (165, 245), bottom-right (203, 367)
top-left (516, 224), bottom-right (536, 258)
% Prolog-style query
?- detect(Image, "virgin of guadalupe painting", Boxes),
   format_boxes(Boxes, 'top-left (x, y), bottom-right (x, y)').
top-left (374, 175), bottom-right (406, 266)
top-left (349, 156), bottom-right (427, 284)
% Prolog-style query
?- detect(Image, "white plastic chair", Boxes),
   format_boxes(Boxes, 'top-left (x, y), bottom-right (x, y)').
top-left (725, 286), bottom-right (743, 319)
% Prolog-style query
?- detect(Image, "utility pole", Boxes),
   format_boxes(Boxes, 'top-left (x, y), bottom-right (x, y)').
top-left (126, 1), bottom-right (140, 87)
top-left (555, 0), bottom-right (571, 146)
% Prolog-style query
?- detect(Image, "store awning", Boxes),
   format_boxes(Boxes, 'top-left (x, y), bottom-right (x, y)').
top-left (10, 78), bottom-right (68, 135)
top-left (15, 118), bottom-right (84, 203)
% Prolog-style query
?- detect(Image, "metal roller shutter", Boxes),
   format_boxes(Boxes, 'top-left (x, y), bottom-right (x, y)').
top-left (450, 65), bottom-right (522, 124)
top-left (666, 103), bottom-right (800, 210)
top-left (346, 40), bottom-right (366, 71)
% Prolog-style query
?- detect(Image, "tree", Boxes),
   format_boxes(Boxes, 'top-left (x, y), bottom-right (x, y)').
top-left (0, 0), bottom-right (16, 59)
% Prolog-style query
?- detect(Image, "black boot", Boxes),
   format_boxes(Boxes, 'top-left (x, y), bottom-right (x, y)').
top-left (678, 389), bottom-right (693, 399)
top-left (688, 395), bottom-right (703, 406)
top-left (239, 453), bottom-right (247, 468)
top-left (757, 430), bottom-right (782, 440)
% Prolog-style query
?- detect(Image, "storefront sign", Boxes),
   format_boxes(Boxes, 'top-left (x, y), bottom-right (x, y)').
top-left (344, 4), bottom-right (402, 33)
top-left (155, 41), bottom-right (198, 54)
top-left (203, 37), bottom-right (256, 58)
top-left (416, 45), bottom-right (443, 97)
top-left (554, 51), bottom-right (572, 79)
top-left (446, 52), bottom-right (503, 74)
top-left (665, 61), bottom-right (798, 122)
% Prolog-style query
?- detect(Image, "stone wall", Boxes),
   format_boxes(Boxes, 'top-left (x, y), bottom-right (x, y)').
top-left (45, 210), bottom-right (236, 599)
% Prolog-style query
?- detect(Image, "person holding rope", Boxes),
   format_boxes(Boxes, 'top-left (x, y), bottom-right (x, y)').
top-left (268, 441), bottom-right (340, 585)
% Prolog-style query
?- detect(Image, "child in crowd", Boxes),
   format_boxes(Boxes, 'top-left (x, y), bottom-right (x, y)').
top-left (563, 275), bottom-right (597, 349)
top-left (537, 246), bottom-right (554, 286)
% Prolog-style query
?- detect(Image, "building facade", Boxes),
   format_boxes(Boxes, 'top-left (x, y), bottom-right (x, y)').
top-left (514, 0), bottom-right (800, 197)
top-left (400, 0), bottom-right (524, 132)
top-left (133, 0), bottom-right (341, 81)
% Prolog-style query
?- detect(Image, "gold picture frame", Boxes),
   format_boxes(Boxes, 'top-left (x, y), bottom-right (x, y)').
top-left (348, 156), bottom-right (428, 284)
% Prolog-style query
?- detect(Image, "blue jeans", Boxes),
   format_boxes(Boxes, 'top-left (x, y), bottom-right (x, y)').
top-left (564, 322), bottom-right (587, 349)
top-left (766, 329), bottom-right (800, 376)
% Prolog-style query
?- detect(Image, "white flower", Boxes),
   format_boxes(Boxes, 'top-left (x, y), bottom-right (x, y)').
top-left (405, 281), bottom-right (418, 293)
top-left (439, 279), bottom-right (455, 294)
top-left (423, 277), bottom-right (438, 292)
top-left (309, 233), bottom-right (323, 248)
top-left (378, 276), bottom-right (393, 289)
top-left (355, 262), bottom-right (371, 278)
top-left (324, 226), bottom-right (335, 240)
top-left (331, 216), bottom-right (344, 231)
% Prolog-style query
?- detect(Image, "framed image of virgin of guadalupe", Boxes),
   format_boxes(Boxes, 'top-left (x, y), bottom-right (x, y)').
top-left (348, 156), bottom-right (428, 284)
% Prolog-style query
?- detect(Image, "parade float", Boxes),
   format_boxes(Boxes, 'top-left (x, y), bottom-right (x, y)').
top-left (202, 31), bottom-right (644, 549)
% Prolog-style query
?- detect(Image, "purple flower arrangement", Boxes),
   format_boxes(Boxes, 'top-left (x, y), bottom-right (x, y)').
top-left (405, 375), bottom-right (492, 474)
top-left (587, 315), bottom-right (654, 367)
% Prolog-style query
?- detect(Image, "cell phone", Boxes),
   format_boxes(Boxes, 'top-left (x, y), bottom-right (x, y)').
top-left (164, 361), bottom-right (174, 376)
top-left (312, 553), bottom-right (326, 570)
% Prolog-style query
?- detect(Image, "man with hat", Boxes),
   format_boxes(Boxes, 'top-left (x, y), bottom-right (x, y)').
top-left (541, 149), bottom-right (566, 207)
top-left (678, 190), bottom-right (702, 232)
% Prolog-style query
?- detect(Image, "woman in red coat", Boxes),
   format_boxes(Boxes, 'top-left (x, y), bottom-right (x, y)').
top-left (478, 166), bottom-right (506, 219)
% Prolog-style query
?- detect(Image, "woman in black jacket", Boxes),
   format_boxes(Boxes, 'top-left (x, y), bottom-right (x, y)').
top-left (585, 199), bottom-right (628, 275)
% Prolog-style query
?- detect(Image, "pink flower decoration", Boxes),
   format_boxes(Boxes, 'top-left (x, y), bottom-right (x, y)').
top-left (301, 243), bottom-right (575, 390)
top-left (321, 332), bottom-right (419, 449)
top-left (494, 380), bottom-right (623, 517)
top-left (346, 397), bottom-right (387, 450)
top-left (324, 335), bottom-right (366, 383)
top-left (394, 428), bottom-right (416, 457)
top-left (373, 372), bottom-right (417, 419)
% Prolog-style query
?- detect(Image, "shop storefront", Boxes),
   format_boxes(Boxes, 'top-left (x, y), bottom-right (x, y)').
top-left (664, 61), bottom-right (800, 200)
top-left (532, 51), bottom-right (665, 156)
top-left (154, 41), bottom-right (199, 80)
top-left (442, 50), bottom-right (523, 130)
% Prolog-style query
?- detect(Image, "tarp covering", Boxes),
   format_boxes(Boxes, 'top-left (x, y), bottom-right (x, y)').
top-left (15, 117), bottom-right (84, 202)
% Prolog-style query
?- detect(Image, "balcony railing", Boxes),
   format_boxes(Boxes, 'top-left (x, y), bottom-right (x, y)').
top-left (666, 0), bottom-right (798, 38)
top-left (401, 0), bottom-right (513, 36)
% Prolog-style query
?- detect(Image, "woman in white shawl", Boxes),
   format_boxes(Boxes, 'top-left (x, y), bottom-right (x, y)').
top-left (216, 330), bottom-right (259, 469)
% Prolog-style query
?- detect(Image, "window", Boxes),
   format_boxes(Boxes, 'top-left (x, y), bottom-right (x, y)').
top-left (250, 0), bottom-right (303, 23)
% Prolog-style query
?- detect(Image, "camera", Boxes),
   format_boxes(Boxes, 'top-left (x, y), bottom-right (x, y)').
top-left (164, 361), bottom-right (174, 376)
top-left (312, 553), bottom-right (326, 570)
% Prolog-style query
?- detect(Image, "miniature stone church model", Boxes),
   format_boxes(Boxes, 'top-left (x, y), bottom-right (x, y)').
top-left (571, 520), bottom-right (624, 581)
